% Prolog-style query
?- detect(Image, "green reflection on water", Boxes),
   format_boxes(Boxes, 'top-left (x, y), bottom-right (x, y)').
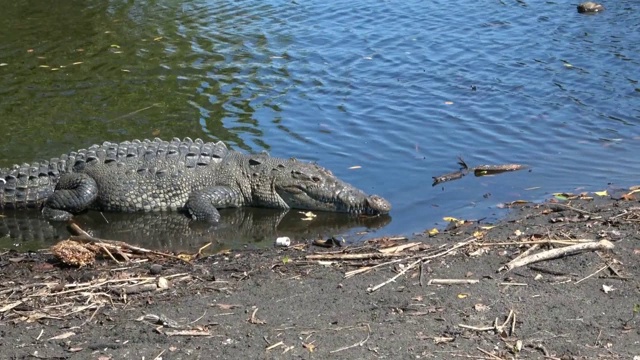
top-left (0, 0), bottom-right (289, 166)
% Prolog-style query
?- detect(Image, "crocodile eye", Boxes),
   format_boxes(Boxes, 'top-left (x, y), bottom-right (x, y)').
top-left (291, 170), bottom-right (309, 180)
top-left (291, 170), bottom-right (321, 182)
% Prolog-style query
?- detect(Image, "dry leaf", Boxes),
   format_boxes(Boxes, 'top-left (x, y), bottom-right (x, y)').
top-left (433, 336), bottom-right (455, 344)
top-left (177, 253), bottom-right (194, 262)
top-left (214, 304), bottom-right (242, 310)
top-left (49, 332), bottom-right (75, 341)
top-left (443, 216), bottom-right (463, 224)
top-left (468, 248), bottom-right (488, 257)
top-left (503, 200), bottom-right (530, 207)
top-left (299, 211), bottom-right (317, 221)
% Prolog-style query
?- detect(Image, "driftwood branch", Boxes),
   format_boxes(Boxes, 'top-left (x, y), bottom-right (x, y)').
top-left (500, 240), bottom-right (614, 272)
top-left (432, 157), bottom-right (527, 185)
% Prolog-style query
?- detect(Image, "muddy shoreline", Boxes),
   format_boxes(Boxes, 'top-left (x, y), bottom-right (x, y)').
top-left (1, 195), bottom-right (639, 359)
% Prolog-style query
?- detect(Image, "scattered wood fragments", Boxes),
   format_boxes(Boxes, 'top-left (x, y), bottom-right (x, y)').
top-left (303, 206), bottom-right (620, 293)
top-left (0, 272), bottom-right (191, 324)
top-left (432, 156), bottom-right (527, 185)
top-left (136, 313), bottom-right (213, 337)
top-left (50, 223), bottom-right (208, 266)
top-left (0, 223), bottom-right (205, 325)
top-left (459, 309), bottom-right (517, 336)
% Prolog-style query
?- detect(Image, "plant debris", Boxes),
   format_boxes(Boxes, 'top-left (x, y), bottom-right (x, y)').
top-left (432, 156), bottom-right (527, 185)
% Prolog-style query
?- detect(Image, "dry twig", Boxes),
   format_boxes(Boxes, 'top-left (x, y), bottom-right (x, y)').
top-left (329, 323), bottom-right (371, 353)
top-left (368, 236), bottom-right (477, 292)
top-left (427, 279), bottom-right (479, 285)
top-left (500, 240), bottom-right (614, 271)
top-left (248, 308), bottom-right (266, 324)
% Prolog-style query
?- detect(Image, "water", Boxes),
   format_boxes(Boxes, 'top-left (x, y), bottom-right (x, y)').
top-left (1, 0), bottom-right (639, 247)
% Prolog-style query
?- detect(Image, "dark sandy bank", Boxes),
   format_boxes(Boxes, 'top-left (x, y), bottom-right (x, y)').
top-left (1, 194), bottom-right (639, 359)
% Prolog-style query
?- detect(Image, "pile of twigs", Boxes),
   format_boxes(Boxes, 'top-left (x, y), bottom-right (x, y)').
top-left (303, 231), bottom-right (615, 293)
top-left (0, 272), bottom-right (192, 324)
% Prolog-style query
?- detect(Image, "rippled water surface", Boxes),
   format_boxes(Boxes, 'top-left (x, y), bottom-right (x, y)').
top-left (1, 0), bottom-right (639, 245)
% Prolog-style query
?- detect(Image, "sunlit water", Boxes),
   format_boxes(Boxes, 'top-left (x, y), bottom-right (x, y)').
top-left (1, 0), bottom-right (639, 245)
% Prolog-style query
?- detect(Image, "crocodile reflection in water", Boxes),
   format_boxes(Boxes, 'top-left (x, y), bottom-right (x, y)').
top-left (0, 208), bottom-right (392, 251)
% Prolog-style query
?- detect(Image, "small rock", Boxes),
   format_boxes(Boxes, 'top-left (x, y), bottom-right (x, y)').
top-left (577, 2), bottom-right (604, 13)
top-left (157, 276), bottom-right (169, 289)
top-left (149, 264), bottom-right (163, 275)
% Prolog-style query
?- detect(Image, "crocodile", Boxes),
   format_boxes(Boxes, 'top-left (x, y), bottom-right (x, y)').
top-left (0, 138), bottom-right (391, 223)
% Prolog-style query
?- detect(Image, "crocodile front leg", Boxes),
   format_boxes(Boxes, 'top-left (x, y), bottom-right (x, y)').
top-left (185, 186), bottom-right (246, 223)
top-left (42, 173), bottom-right (99, 221)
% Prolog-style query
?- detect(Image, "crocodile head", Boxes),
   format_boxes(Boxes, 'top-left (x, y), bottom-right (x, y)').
top-left (269, 161), bottom-right (391, 215)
